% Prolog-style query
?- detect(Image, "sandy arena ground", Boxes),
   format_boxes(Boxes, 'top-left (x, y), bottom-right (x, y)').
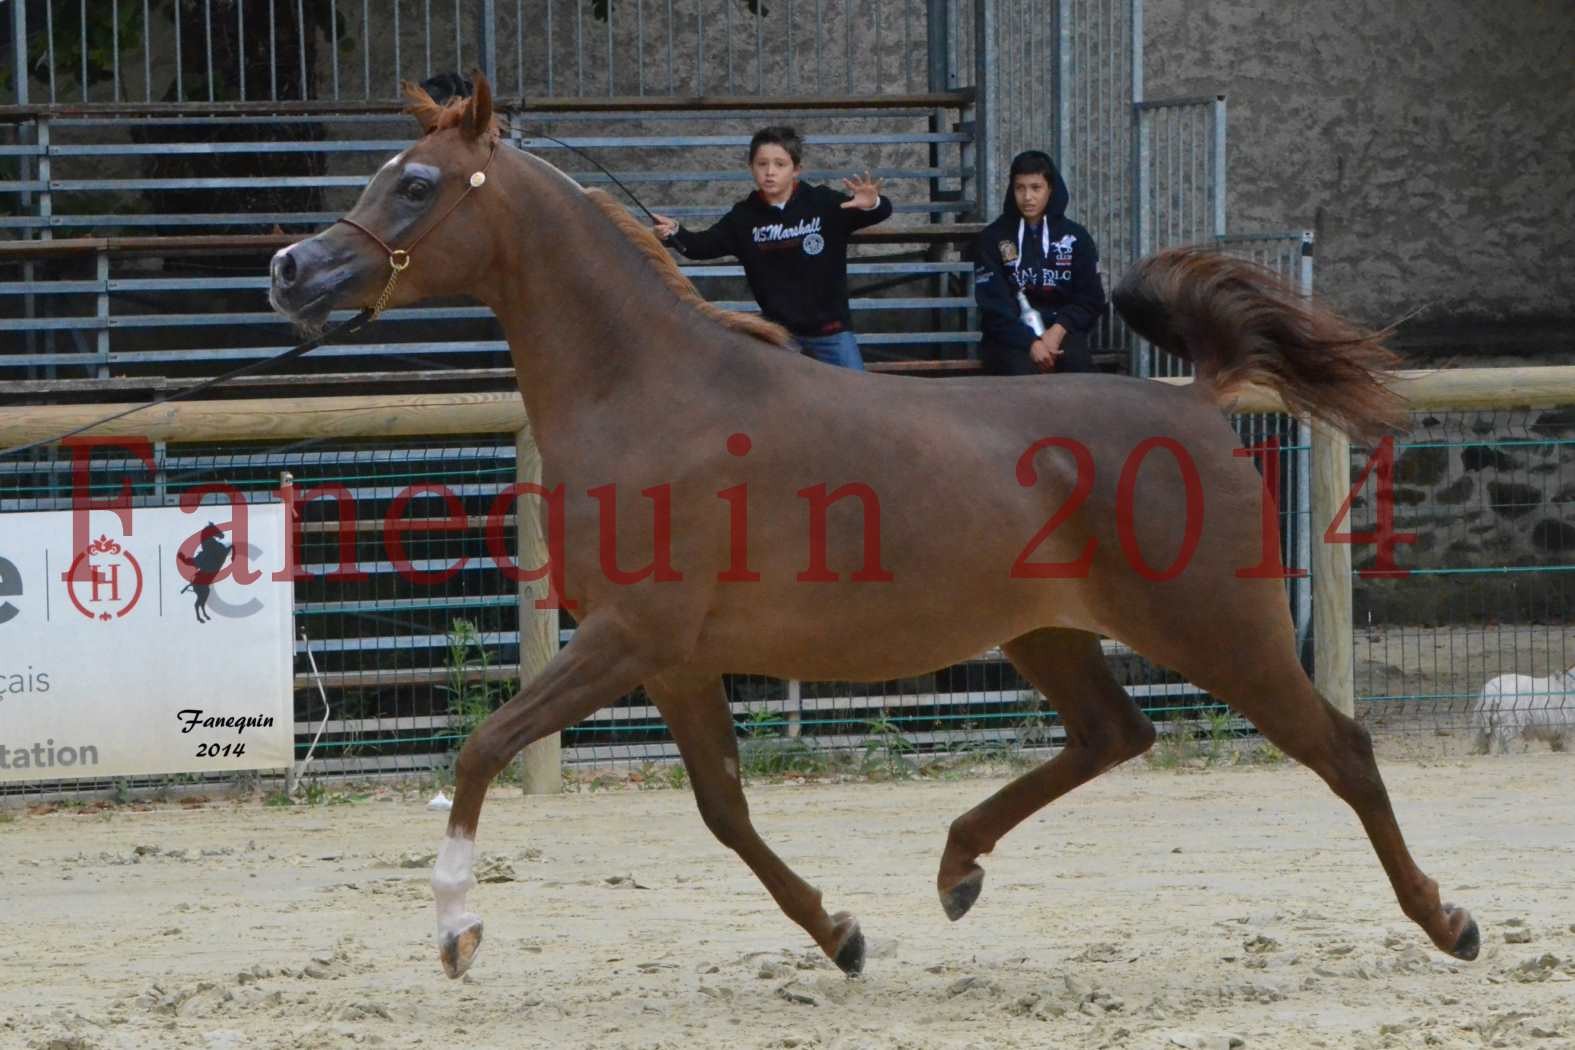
top-left (2, 752), bottom-right (1572, 1050)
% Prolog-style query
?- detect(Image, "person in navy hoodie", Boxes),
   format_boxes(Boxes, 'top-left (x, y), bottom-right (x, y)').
top-left (973, 150), bottom-right (1107, 375)
top-left (652, 126), bottom-right (891, 370)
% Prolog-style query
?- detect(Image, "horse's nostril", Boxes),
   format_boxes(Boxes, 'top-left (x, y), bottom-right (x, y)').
top-left (278, 252), bottom-right (298, 286)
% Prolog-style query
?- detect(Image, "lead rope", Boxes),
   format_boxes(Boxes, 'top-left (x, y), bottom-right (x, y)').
top-left (0, 308), bottom-right (374, 459)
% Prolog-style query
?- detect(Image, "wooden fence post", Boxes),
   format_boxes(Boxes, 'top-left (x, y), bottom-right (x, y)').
top-left (1310, 424), bottom-right (1355, 716)
top-left (515, 424), bottom-right (562, 793)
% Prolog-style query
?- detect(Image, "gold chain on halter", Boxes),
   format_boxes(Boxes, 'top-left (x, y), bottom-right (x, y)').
top-left (370, 250), bottom-right (411, 320)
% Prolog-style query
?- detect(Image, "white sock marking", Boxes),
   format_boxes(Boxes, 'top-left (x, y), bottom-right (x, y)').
top-left (432, 834), bottom-right (478, 934)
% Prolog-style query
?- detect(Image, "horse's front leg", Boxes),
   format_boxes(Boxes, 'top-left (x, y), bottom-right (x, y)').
top-left (647, 671), bottom-right (867, 975)
top-left (434, 614), bottom-right (656, 978)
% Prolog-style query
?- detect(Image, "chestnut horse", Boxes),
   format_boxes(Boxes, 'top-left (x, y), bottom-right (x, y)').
top-left (268, 76), bottom-right (1479, 980)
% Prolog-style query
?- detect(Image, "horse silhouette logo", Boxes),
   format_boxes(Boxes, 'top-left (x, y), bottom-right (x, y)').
top-left (176, 522), bottom-right (233, 624)
top-left (1051, 234), bottom-right (1077, 262)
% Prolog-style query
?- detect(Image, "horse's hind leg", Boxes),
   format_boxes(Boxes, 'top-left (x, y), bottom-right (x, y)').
top-left (938, 628), bottom-right (1155, 921)
top-left (647, 670), bottom-right (866, 975)
top-left (1147, 608), bottom-right (1480, 961)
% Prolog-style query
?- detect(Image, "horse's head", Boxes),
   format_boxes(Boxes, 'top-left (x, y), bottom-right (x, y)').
top-left (269, 74), bottom-right (504, 332)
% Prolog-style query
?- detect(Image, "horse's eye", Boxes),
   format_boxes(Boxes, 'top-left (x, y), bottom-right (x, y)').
top-left (402, 178), bottom-right (433, 201)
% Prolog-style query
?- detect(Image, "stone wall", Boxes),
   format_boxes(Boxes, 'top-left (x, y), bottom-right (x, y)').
top-left (1351, 406), bottom-right (1575, 624)
top-left (1142, 0), bottom-right (1575, 362)
top-left (1137, 2), bottom-right (1573, 626)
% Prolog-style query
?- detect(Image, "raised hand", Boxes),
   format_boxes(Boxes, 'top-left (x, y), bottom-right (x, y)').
top-left (840, 171), bottom-right (884, 210)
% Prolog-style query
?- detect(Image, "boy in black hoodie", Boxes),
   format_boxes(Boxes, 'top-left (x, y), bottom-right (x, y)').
top-left (652, 126), bottom-right (891, 370)
top-left (973, 150), bottom-right (1107, 374)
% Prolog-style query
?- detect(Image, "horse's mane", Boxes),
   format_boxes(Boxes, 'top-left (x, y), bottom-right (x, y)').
top-left (581, 190), bottom-right (794, 350)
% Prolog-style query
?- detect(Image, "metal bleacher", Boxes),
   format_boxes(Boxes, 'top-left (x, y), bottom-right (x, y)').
top-left (1, 91), bottom-right (989, 397)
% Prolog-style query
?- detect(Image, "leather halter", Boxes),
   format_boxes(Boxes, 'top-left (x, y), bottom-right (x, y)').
top-left (335, 141), bottom-right (499, 319)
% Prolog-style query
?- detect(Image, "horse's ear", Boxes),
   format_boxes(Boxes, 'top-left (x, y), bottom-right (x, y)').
top-left (462, 72), bottom-right (493, 140)
top-left (403, 80), bottom-right (443, 134)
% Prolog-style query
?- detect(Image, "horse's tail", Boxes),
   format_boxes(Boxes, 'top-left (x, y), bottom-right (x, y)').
top-left (1112, 247), bottom-right (1406, 441)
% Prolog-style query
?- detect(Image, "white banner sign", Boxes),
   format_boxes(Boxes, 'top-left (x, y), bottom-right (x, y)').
top-left (0, 504), bottom-right (294, 782)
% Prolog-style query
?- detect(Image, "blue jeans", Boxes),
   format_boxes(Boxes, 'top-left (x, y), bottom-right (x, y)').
top-left (796, 330), bottom-right (866, 371)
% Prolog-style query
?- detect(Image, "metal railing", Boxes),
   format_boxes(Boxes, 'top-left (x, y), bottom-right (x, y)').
top-left (0, 94), bottom-right (984, 377)
top-left (0, 102), bottom-right (976, 232)
top-left (1133, 96), bottom-right (1225, 260)
top-left (8, 0), bottom-right (939, 105)
top-left (0, 241), bottom-right (983, 379)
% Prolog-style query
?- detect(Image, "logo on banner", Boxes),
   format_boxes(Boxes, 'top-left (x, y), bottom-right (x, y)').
top-left (176, 523), bottom-right (236, 624)
top-left (65, 535), bottom-right (143, 622)
top-left (0, 555), bottom-right (21, 625)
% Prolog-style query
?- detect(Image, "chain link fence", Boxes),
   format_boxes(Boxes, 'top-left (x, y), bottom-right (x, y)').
top-left (1352, 408), bottom-right (1574, 747)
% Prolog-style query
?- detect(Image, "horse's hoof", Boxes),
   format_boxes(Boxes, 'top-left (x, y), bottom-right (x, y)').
top-left (830, 911), bottom-right (865, 977)
top-left (1444, 904), bottom-right (1479, 962)
top-left (939, 868), bottom-right (985, 922)
top-left (439, 916), bottom-right (484, 979)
